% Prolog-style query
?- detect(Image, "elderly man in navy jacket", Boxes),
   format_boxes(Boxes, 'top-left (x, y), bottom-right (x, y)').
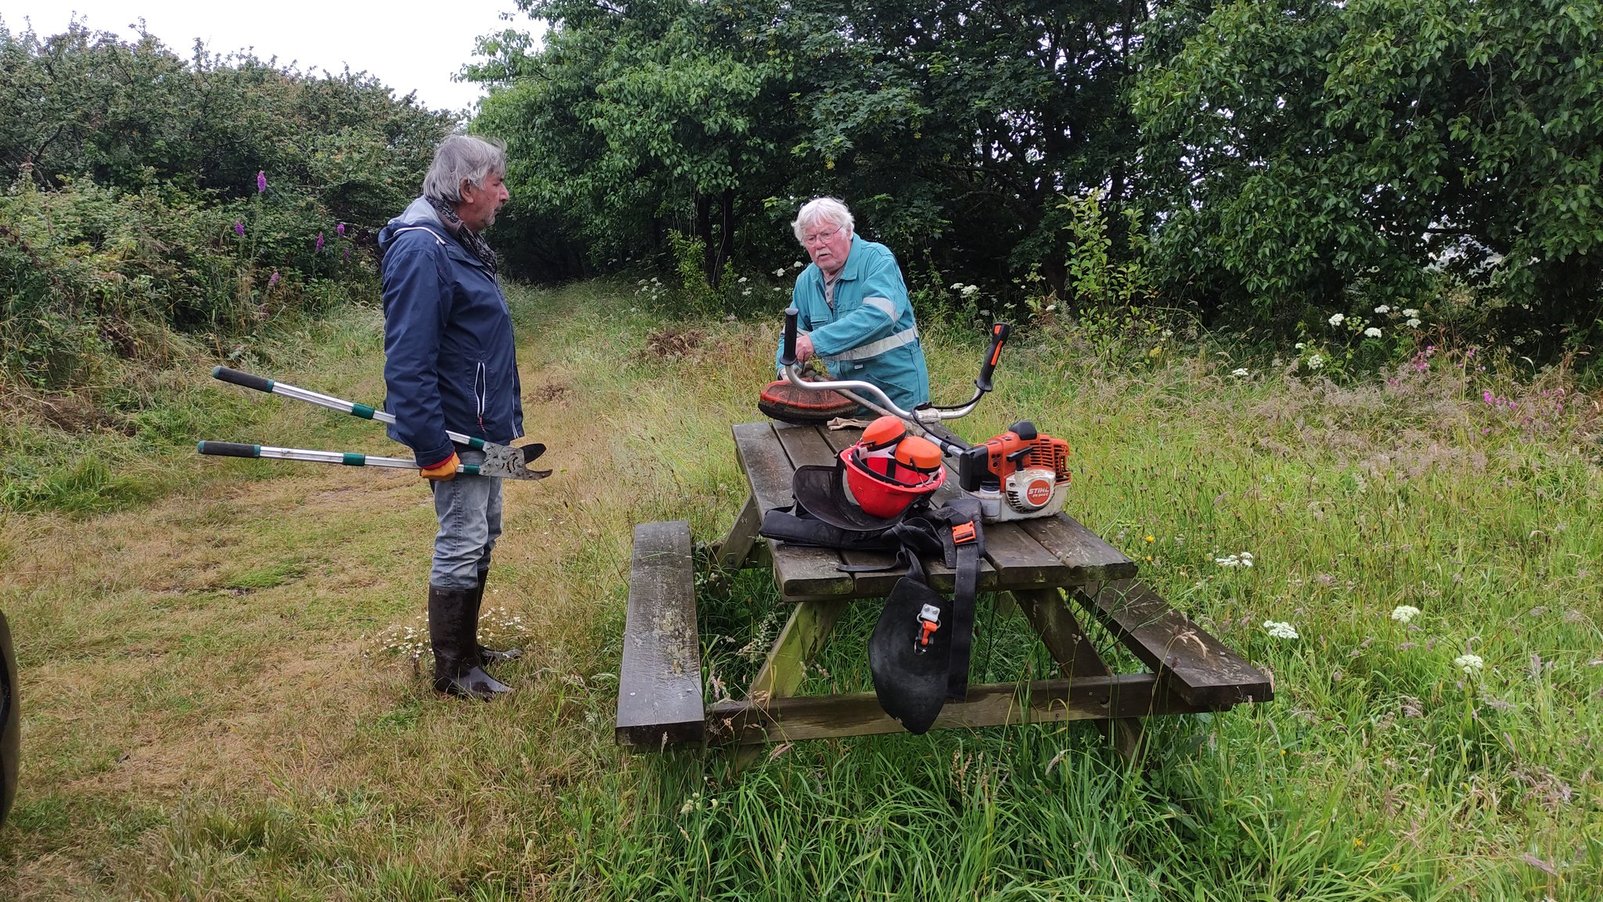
top-left (379, 134), bottom-right (523, 701)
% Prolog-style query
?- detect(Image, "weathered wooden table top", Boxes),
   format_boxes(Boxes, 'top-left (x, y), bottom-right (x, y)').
top-left (732, 421), bottom-right (1137, 601)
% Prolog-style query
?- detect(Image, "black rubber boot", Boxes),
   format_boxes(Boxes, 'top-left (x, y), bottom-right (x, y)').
top-left (428, 584), bottom-right (512, 700)
top-left (470, 571), bottom-right (523, 666)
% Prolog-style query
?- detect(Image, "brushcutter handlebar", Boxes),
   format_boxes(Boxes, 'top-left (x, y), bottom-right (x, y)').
top-left (975, 323), bottom-right (1011, 394)
top-left (776, 318), bottom-right (1015, 427)
top-left (781, 307), bottom-right (800, 367)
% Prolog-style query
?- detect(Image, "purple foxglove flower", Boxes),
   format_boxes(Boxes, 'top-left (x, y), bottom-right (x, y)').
top-left (233, 220), bottom-right (245, 237)
top-left (315, 232), bottom-right (325, 252)
top-left (343, 247), bottom-right (351, 262)
top-left (256, 170), bottom-right (267, 194)
top-left (335, 222), bottom-right (346, 237)
top-left (268, 270), bottom-right (280, 289)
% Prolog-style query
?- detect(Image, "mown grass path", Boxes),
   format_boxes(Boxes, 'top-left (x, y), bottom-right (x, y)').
top-left (2, 282), bottom-right (1600, 900)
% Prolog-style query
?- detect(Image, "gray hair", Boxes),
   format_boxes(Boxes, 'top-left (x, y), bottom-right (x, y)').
top-left (791, 197), bottom-right (855, 244)
top-left (422, 134), bottom-right (508, 202)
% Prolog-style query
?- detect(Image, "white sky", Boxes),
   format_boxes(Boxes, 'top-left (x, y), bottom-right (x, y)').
top-left (2, 1), bottom-right (532, 115)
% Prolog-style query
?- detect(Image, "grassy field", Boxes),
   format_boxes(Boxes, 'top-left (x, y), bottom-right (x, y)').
top-left (1, 280), bottom-right (1600, 900)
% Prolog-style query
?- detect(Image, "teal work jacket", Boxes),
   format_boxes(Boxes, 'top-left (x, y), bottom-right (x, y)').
top-left (776, 234), bottom-right (930, 411)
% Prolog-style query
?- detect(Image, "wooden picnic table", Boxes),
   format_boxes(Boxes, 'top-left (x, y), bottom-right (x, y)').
top-left (616, 421), bottom-right (1273, 752)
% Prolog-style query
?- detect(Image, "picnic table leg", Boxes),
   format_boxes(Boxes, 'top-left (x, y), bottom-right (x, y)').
top-left (1012, 588), bottom-right (1146, 763)
top-left (710, 493), bottom-right (762, 570)
top-left (728, 598), bottom-right (849, 767)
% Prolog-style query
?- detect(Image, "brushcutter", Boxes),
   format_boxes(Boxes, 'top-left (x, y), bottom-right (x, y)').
top-left (776, 308), bottom-right (1070, 522)
top-left (197, 367), bottom-right (550, 480)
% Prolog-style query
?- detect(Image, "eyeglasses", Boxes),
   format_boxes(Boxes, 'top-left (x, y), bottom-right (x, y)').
top-left (802, 223), bottom-right (846, 246)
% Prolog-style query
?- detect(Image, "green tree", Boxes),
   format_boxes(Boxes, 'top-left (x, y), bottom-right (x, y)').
top-left (1135, 0), bottom-right (1603, 339)
top-left (0, 19), bottom-right (455, 229)
top-left (471, 0), bottom-right (798, 284)
top-left (468, 0), bottom-right (1151, 299)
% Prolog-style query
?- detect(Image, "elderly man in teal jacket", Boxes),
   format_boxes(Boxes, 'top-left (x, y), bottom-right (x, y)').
top-left (777, 197), bottom-right (930, 411)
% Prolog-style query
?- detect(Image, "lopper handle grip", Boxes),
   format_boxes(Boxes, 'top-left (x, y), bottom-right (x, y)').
top-left (197, 441), bottom-right (260, 459)
top-left (781, 307), bottom-right (799, 367)
top-left (975, 323), bottom-right (1012, 393)
top-left (212, 366), bottom-right (274, 394)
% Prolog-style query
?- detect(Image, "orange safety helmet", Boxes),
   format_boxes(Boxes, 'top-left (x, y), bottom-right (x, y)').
top-left (842, 421), bottom-right (946, 518)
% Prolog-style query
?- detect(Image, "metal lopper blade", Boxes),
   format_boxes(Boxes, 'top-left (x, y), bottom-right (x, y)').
top-left (478, 442), bottom-right (551, 480)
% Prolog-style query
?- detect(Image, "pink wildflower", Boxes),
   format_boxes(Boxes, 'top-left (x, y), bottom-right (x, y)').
top-left (233, 220), bottom-right (245, 237)
top-left (256, 170), bottom-right (267, 194)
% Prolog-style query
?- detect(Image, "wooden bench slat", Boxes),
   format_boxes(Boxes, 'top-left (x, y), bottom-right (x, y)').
top-left (1070, 579), bottom-right (1274, 706)
top-left (616, 521), bottom-right (705, 747)
top-left (734, 423), bottom-right (851, 599)
top-left (706, 672), bottom-right (1208, 745)
top-left (1020, 513), bottom-right (1138, 582)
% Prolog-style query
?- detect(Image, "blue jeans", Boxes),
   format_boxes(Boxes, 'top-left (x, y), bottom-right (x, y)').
top-left (429, 448), bottom-right (502, 590)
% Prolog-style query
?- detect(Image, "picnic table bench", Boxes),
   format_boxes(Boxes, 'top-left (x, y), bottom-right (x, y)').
top-left (616, 421), bottom-right (1273, 752)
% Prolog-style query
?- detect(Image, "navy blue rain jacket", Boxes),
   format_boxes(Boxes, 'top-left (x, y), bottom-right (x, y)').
top-left (379, 197), bottom-right (524, 468)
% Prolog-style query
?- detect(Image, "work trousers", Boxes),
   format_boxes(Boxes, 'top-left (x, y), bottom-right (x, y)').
top-left (429, 448), bottom-right (503, 589)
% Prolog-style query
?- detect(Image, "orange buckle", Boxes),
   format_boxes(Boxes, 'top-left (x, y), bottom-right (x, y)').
top-left (952, 522), bottom-right (977, 545)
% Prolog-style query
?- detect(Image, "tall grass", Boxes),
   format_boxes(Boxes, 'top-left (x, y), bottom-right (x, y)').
top-left (1, 280), bottom-right (1599, 899)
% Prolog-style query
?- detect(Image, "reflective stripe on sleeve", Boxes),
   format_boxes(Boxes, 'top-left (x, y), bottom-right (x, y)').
top-left (824, 326), bottom-right (920, 362)
top-left (862, 296), bottom-right (896, 318)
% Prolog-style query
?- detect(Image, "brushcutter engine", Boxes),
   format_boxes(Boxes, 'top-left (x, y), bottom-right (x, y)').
top-left (956, 421), bottom-right (1072, 522)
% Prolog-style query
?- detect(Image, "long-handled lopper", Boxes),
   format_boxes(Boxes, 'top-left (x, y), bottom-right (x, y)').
top-left (198, 367), bottom-right (550, 480)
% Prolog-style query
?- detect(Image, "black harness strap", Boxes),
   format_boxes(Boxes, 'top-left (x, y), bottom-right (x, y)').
top-left (938, 495), bottom-right (984, 699)
top-left (759, 479), bottom-right (987, 714)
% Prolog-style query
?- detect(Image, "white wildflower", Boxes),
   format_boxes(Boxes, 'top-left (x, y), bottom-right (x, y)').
top-left (1329, 313), bottom-right (1346, 326)
top-left (792, 261), bottom-right (803, 269)
top-left (1455, 653), bottom-right (1484, 674)
top-left (774, 268), bottom-right (786, 277)
top-left (1295, 341), bottom-right (1306, 350)
top-left (1044, 304), bottom-right (1057, 313)
top-left (738, 276), bottom-right (748, 283)
top-left (1231, 367), bottom-right (1250, 377)
top-left (1215, 552), bottom-right (1253, 568)
top-left (950, 282), bottom-right (964, 290)
top-left (1263, 620), bottom-right (1300, 640)
top-left (1406, 318), bottom-right (1421, 328)
top-left (960, 284), bottom-right (980, 298)
top-left (1364, 327), bottom-right (1382, 338)
top-left (1308, 354), bottom-right (1325, 370)
top-left (1374, 305), bottom-right (1390, 314)
top-left (1390, 605), bottom-right (1421, 624)
top-left (1402, 308), bottom-right (1419, 317)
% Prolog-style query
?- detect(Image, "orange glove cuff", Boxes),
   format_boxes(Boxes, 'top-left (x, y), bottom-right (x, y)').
top-left (419, 451), bottom-right (460, 480)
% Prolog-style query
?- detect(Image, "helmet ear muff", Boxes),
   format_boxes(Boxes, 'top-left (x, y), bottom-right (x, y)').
top-left (860, 416), bottom-right (908, 452)
top-left (893, 435), bottom-right (942, 475)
